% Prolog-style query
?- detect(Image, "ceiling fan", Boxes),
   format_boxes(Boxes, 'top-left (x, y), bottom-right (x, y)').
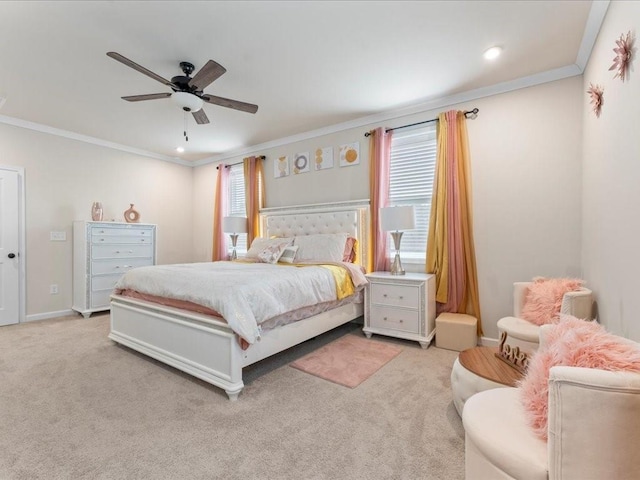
top-left (106, 52), bottom-right (258, 127)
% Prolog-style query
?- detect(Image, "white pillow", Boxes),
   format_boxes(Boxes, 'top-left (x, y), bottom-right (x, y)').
top-left (278, 245), bottom-right (299, 264)
top-left (293, 233), bottom-right (349, 263)
top-left (246, 237), bottom-right (293, 260)
top-left (257, 243), bottom-right (288, 264)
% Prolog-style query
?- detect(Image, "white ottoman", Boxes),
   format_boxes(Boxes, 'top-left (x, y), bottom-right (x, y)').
top-left (435, 313), bottom-right (478, 351)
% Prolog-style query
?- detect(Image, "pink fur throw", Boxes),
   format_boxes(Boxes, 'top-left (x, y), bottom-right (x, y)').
top-left (519, 316), bottom-right (640, 440)
top-left (520, 277), bottom-right (584, 326)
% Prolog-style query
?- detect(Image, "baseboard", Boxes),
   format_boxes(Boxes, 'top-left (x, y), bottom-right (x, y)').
top-left (25, 309), bottom-right (76, 322)
top-left (479, 336), bottom-right (500, 347)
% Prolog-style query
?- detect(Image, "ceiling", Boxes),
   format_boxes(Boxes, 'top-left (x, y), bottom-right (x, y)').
top-left (0, 1), bottom-right (600, 163)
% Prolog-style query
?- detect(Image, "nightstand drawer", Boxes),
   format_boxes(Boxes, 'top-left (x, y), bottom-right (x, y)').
top-left (369, 306), bottom-right (420, 334)
top-left (370, 283), bottom-right (419, 308)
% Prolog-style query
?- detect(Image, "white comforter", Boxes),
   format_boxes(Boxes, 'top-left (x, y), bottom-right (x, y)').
top-left (114, 261), bottom-right (365, 345)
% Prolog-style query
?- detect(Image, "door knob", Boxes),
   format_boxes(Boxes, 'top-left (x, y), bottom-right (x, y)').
top-left (8, 253), bottom-right (16, 259)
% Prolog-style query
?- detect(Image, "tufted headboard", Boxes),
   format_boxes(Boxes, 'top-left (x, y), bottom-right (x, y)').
top-left (260, 200), bottom-right (370, 266)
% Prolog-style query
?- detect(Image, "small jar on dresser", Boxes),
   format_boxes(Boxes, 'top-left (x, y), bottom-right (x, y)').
top-left (363, 272), bottom-right (436, 349)
top-left (72, 221), bottom-right (157, 318)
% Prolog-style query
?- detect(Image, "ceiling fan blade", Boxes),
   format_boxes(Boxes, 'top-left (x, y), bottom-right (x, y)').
top-left (122, 93), bottom-right (172, 102)
top-left (192, 109), bottom-right (210, 125)
top-left (189, 60), bottom-right (226, 90)
top-left (202, 94), bottom-right (258, 114)
top-left (107, 52), bottom-right (177, 88)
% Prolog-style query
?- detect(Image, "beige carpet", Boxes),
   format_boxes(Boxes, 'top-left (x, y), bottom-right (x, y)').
top-left (0, 313), bottom-right (464, 479)
top-left (291, 335), bottom-right (403, 388)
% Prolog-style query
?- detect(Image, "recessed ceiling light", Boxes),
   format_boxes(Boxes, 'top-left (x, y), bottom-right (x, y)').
top-left (483, 46), bottom-right (502, 60)
top-left (176, 146), bottom-right (185, 153)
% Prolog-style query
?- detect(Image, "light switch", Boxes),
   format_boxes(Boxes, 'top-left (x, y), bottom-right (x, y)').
top-left (50, 231), bottom-right (66, 241)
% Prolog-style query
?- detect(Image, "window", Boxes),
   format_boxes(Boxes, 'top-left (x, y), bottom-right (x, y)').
top-left (228, 164), bottom-right (248, 253)
top-left (387, 124), bottom-right (437, 262)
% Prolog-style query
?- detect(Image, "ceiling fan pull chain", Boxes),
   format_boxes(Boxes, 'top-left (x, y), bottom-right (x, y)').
top-left (184, 111), bottom-right (189, 142)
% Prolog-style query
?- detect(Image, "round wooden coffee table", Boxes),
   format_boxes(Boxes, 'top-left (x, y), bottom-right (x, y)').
top-left (458, 346), bottom-right (523, 387)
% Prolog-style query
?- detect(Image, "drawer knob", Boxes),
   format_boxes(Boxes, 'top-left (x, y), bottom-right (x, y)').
top-left (115, 251), bottom-right (120, 254)
top-left (383, 294), bottom-right (388, 297)
top-left (100, 239), bottom-right (104, 242)
top-left (399, 296), bottom-right (404, 300)
top-left (399, 319), bottom-right (404, 323)
top-left (383, 317), bottom-right (387, 321)
top-left (141, 239), bottom-right (145, 242)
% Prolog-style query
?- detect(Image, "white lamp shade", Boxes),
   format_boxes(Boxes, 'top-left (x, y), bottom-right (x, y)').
top-left (223, 216), bottom-right (248, 234)
top-left (380, 206), bottom-right (416, 231)
top-left (172, 91), bottom-right (204, 112)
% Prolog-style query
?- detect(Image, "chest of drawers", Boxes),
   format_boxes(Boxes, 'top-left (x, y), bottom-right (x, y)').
top-left (73, 221), bottom-right (156, 318)
top-left (363, 272), bottom-right (436, 348)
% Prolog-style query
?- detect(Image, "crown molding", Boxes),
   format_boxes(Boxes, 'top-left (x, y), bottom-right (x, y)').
top-left (575, 0), bottom-right (610, 71)
top-left (0, 114), bottom-right (190, 166)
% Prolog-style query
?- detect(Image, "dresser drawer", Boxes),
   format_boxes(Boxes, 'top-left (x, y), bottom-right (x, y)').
top-left (370, 283), bottom-right (419, 308)
top-left (91, 244), bottom-right (153, 259)
top-left (91, 289), bottom-right (113, 309)
top-left (92, 234), bottom-right (152, 245)
top-left (369, 306), bottom-right (420, 334)
top-left (91, 257), bottom-right (153, 275)
top-left (91, 273), bottom-right (121, 291)
top-left (91, 226), bottom-right (152, 236)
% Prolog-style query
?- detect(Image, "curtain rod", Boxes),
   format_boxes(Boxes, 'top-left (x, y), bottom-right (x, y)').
top-left (363, 108), bottom-right (479, 137)
top-left (216, 155), bottom-right (266, 170)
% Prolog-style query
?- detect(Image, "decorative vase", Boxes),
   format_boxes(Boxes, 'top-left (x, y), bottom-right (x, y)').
top-left (91, 202), bottom-right (103, 221)
top-left (124, 204), bottom-right (140, 223)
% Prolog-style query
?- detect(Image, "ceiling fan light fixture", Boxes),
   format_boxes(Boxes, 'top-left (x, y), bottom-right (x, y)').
top-left (483, 46), bottom-right (503, 60)
top-left (172, 91), bottom-right (203, 112)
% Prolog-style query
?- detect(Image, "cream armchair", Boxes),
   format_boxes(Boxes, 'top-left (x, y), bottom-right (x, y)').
top-left (462, 326), bottom-right (640, 480)
top-left (496, 282), bottom-right (593, 355)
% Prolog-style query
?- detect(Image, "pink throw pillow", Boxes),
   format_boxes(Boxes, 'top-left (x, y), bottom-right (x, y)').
top-left (342, 237), bottom-right (357, 263)
top-left (520, 277), bottom-right (584, 326)
top-left (519, 316), bottom-right (640, 440)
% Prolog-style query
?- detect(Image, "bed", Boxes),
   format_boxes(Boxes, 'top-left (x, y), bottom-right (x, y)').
top-left (109, 200), bottom-right (369, 400)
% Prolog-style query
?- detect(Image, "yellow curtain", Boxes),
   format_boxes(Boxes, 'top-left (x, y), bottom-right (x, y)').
top-left (243, 156), bottom-right (265, 247)
top-left (426, 111), bottom-right (483, 335)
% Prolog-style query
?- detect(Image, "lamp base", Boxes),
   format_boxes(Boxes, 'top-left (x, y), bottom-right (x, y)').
top-left (229, 234), bottom-right (239, 261)
top-left (390, 252), bottom-right (405, 275)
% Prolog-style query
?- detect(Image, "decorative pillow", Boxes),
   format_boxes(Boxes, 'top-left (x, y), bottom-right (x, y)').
top-left (293, 233), bottom-right (349, 263)
top-left (519, 316), bottom-right (640, 440)
top-left (246, 237), bottom-right (293, 260)
top-left (343, 237), bottom-right (358, 263)
top-left (278, 245), bottom-right (299, 264)
top-left (520, 277), bottom-right (585, 326)
top-left (257, 243), bottom-right (288, 264)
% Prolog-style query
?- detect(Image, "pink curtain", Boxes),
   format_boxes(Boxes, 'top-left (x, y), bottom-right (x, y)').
top-left (212, 164), bottom-right (229, 261)
top-left (426, 110), bottom-right (482, 335)
top-left (368, 127), bottom-right (393, 273)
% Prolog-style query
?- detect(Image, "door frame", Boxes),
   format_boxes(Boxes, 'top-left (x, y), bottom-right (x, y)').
top-left (1, 165), bottom-right (26, 324)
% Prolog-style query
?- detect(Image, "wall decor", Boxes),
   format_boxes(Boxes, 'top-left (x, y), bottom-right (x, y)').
top-left (293, 152), bottom-right (310, 174)
top-left (124, 204), bottom-right (141, 223)
top-left (609, 30), bottom-right (635, 82)
top-left (274, 155), bottom-right (290, 178)
top-left (315, 147), bottom-right (334, 170)
top-left (587, 83), bottom-right (604, 118)
top-left (339, 142), bottom-right (360, 167)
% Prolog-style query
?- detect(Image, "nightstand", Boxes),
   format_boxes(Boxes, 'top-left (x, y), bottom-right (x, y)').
top-left (363, 272), bottom-right (436, 348)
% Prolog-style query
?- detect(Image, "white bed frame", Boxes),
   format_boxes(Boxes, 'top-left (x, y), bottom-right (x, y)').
top-left (109, 200), bottom-right (369, 400)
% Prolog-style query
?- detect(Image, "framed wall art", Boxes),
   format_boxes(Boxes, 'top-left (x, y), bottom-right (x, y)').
top-left (293, 152), bottom-right (310, 174)
top-left (339, 142), bottom-right (360, 167)
top-left (314, 147), bottom-right (334, 170)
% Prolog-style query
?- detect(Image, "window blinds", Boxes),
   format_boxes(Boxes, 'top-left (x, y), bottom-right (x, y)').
top-left (388, 124), bottom-right (437, 260)
top-left (228, 164), bottom-right (248, 252)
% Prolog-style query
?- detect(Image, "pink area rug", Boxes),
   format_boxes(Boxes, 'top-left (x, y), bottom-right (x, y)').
top-left (290, 335), bottom-right (403, 388)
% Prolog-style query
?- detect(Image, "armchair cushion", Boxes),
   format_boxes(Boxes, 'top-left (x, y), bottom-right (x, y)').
top-left (520, 277), bottom-right (584, 326)
top-left (520, 316), bottom-right (640, 440)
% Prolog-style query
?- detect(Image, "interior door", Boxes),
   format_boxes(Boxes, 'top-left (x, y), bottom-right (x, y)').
top-left (0, 168), bottom-right (19, 326)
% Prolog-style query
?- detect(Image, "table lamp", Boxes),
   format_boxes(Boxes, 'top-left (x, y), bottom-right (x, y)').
top-left (380, 206), bottom-right (416, 275)
top-left (223, 216), bottom-right (248, 260)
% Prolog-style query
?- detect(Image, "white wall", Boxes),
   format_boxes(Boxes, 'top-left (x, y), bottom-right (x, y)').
top-left (193, 75), bottom-right (584, 340)
top-left (582, 1), bottom-right (640, 340)
top-left (0, 123), bottom-right (194, 318)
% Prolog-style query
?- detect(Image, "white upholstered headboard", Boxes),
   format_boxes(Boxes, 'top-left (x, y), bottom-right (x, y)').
top-left (260, 200), bottom-right (369, 266)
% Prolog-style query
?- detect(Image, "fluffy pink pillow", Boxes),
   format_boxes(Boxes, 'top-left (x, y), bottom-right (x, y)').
top-left (519, 316), bottom-right (640, 440)
top-left (343, 237), bottom-right (357, 263)
top-left (520, 277), bottom-right (584, 326)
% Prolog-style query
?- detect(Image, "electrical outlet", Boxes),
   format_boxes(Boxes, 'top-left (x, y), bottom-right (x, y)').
top-left (50, 231), bottom-right (66, 241)
top-left (50, 284), bottom-right (58, 295)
